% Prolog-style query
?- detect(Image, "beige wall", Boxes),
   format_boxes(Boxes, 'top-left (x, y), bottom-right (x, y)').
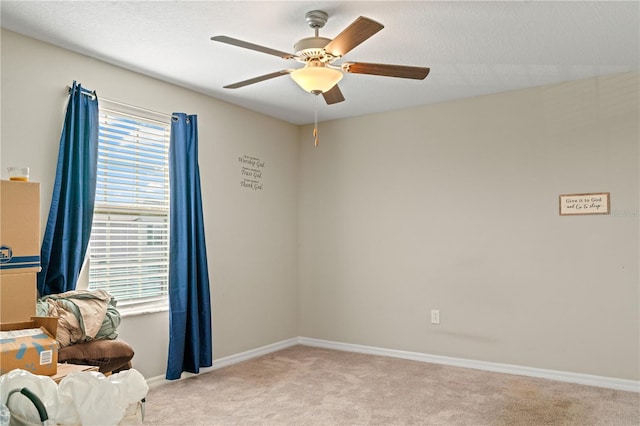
top-left (0, 30), bottom-right (300, 378)
top-left (2, 29), bottom-right (638, 382)
top-left (298, 72), bottom-right (640, 380)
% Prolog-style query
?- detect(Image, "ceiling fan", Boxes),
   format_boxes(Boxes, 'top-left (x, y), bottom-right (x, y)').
top-left (210, 10), bottom-right (430, 105)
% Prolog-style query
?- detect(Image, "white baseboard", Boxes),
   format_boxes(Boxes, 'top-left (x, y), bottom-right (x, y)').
top-left (146, 337), bottom-right (299, 388)
top-left (147, 336), bottom-right (639, 393)
top-left (211, 337), bottom-right (299, 370)
top-left (298, 337), bottom-right (640, 393)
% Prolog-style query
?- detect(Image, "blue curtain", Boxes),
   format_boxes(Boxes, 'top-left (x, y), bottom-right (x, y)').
top-left (38, 81), bottom-right (98, 296)
top-left (166, 113), bottom-right (213, 380)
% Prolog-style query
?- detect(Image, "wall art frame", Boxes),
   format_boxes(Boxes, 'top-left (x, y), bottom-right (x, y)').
top-left (559, 192), bottom-right (610, 216)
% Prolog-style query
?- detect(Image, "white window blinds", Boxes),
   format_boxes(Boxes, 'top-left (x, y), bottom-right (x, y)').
top-left (88, 103), bottom-right (171, 312)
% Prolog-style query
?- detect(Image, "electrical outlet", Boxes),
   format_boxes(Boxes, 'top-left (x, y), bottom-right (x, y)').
top-left (431, 309), bottom-right (440, 325)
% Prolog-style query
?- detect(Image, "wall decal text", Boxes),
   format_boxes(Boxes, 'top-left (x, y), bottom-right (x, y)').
top-left (239, 155), bottom-right (264, 191)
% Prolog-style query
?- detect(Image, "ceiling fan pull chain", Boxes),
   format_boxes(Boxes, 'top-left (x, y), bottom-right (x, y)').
top-left (313, 94), bottom-right (319, 147)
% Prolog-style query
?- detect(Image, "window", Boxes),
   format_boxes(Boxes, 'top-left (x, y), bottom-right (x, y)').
top-left (87, 101), bottom-right (171, 313)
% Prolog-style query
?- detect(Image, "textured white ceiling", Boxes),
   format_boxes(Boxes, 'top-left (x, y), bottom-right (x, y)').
top-left (2, 1), bottom-right (638, 125)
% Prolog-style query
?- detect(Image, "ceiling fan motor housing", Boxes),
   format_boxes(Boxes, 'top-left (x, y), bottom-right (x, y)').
top-left (293, 10), bottom-right (340, 64)
top-left (293, 37), bottom-right (336, 63)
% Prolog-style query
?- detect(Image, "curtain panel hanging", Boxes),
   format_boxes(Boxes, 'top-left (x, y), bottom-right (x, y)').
top-left (166, 113), bottom-right (213, 380)
top-left (38, 81), bottom-right (98, 296)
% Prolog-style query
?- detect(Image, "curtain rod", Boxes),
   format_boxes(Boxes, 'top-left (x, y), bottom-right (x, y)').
top-left (66, 85), bottom-right (178, 120)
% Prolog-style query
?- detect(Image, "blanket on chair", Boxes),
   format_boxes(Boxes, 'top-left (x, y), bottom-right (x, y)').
top-left (36, 290), bottom-right (121, 347)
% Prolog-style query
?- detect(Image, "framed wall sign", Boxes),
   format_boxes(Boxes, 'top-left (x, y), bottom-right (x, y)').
top-left (559, 192), bottom-right (610, 216)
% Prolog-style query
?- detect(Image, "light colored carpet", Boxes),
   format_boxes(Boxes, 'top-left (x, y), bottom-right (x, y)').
top-left (144, 345), bottom-right (639, 425)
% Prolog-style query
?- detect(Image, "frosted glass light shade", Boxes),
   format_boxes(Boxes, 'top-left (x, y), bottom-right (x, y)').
top-left (291, 66), bottom-right (343, 93)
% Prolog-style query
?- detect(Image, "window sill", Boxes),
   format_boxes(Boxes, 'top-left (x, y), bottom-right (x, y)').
top-left (120, 304), bottom-right (169, 318)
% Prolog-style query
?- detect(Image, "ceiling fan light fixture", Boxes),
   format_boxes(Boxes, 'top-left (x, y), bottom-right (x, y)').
top-left (212, 11), bottom-right (429, 107)
top-left (291, 63), bottom-right (343, 93)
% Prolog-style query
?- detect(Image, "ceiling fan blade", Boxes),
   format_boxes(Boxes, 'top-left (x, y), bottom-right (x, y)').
top-left (324, 17), bottom-right (384, 57)
top-left (223, 70), bottom-right (292, 89)
top-left (211, 36), bottom-right (294, 59)
top-left (342, 62), bottom-right (430, 80)
top-left (322, 85), bottom-right (345, 105)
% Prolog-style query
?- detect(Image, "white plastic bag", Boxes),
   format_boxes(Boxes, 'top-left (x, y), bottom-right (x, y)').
top-left (107, 369), bottom-right (148, 406)
top-left (56, 369), bottom-right (148, 426)
top-left (1, 368), bottom-right (148, 426)
top-left (109, 370), bottom-right (148, 425)
top-left (1, 403), bottom-right (12, 426)
top-left (57, 372), bottom-right (123, 425)
top-left (0, 369), bottom-right (58, 424)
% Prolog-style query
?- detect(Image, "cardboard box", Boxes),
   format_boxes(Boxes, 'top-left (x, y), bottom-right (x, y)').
top-left (0, 317), bottom-right (58, 376)
top-left (52, 363), bottom-right (99, 383)
top-left (0, 273), bottom-right (36, 323)
top-left (0, 180), bottom-right (41, 274)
